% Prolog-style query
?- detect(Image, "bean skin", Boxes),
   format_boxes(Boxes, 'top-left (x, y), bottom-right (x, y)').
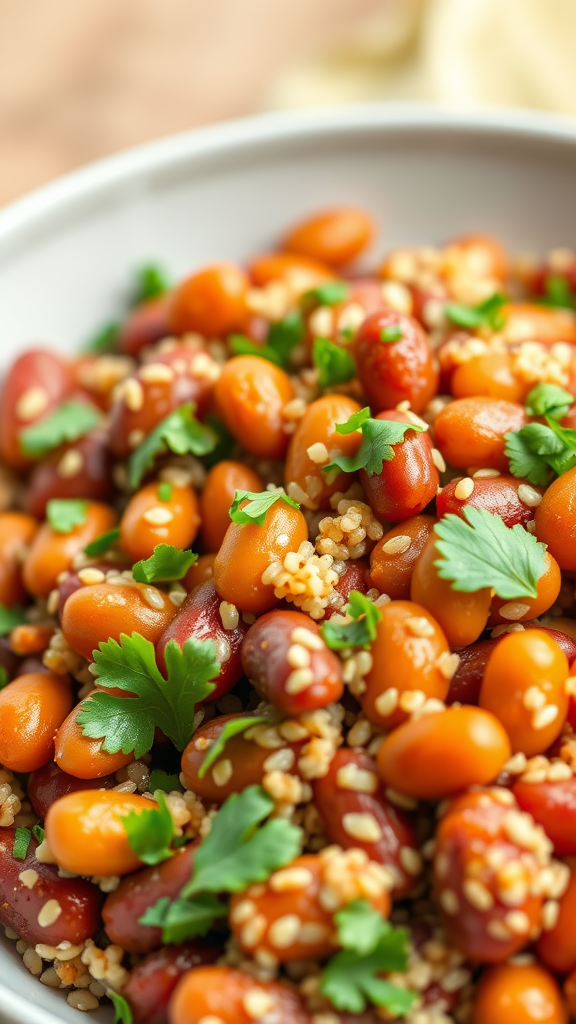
top-left (535, 466), bottom-right (576, 571)
top-left (120, 481), bottom-right (201, 562)
top-left (284, 395), bottom-right (363, 510)
top-left (282, 206), bottom-right (375, 267)
top-left (488, 552), bottom-right (561, 626)
top-left (54, 700), bottom-right (134, 779)
top-left (183, 552), bottom-right (215, 591)
top-left (0, 349), bottom-right (73, 469)
top-left (473, 962), bottom-right (567, 1024)
top-left (451, 351), bottom-right (527, 404)
top-left (536, 869), bottom-right (576, 975)
top-left (513, 776), bottom-right (576, 857)
top-left (369, 515), bottom-right (436, 600)
top-left (23, 429), bottom-right (114, 520)
top-left (361, 410), bottom-right (439, 522)
top-left (28, 760), bottom-right (116, 818)
top-left (200, 460), bottom-right (263, 553)
top-left (123, 942), bottom-right (221, 1024)
top-left (214, 355), bottom-right (295, 459)
top-left (0, 828), bottom-right (102, 947)
top-left (62, 579), bottom-right (176, 660)
top-left (411, 533), bottom-right (491, 648)
top-left (437, 474), bottom-right (542, 527)
top-left (168, 262), bottom-right (248, 338)
top-left (0, 672), bottom-right (73, 773)
top-left (248, 251), bottom-right (334, 289)
top-left (313, 749), bottom-right (420, 896)
top-left (103, 844), bottom-right (198, 953)
top-left (0, 512), bottom-right (38, 606)
top-left (241, 609), bottom-right (343, 715)
top-left (434, 397), bottom-right (526, 472)
top-left (169, 966), bottom-right (312, 1024)
top-left (354, 309), bottom-right (439, 414)
top-left (22, 500), bottom-right (117, 598)
top-left (323, 557), bottom-right (371, 619)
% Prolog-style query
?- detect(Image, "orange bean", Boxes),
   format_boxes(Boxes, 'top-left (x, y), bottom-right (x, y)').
top-left (54, 700), bottom-right (134, 780)
top-left (183, 552), bottom-right (216, 591)
top-left (22, 501), bottom-right (117, 598)
top-left (411, 532), bottom-right (491, 647)
top-left (214, 356), bottom-right (295, 459)
top-left (434, 397), bottom-right (526, 472)
top-left (489, 551), bottom-right (561, 625)
top-left (168, 262), bottom-right (248, 338)
top-left (537, 868), bottom-right (576, 975)
top-left (170, 966), bottom-right (311, 1024)
top-left (535, 466), bottom-right (576, 571)
top-left (369, 515), bottom-right (436, 600)
top-left (120, 481), bottom-right (201, 562)
top-left (0, 672), bottom-right (73, 772)
top-left (0, 512), bottom-right (38, 605)
top-left (248, 251), bottom-right (334, 289)
top-left (200, 461), bottom-right (263, 552)
top-left (61, 579), bottom-right (176, 659)
top-left (45, 790), bottom-right (157, 876)
top-left (473, 963), bottom-right (567, 1024)
top-left (282, 206), bottom-right (375, 267)
top-left (284, 394), bottom-right (362, 510)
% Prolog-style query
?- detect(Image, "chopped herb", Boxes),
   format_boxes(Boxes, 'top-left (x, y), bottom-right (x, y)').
top-left (380, 325), bottom-right (403, 343)
top-left (84, 527), bottom-right (121, 558)
top-left (445, 292), bottom-right (507, 332)
top-left (229, 489), bottom-right (300, 526)
top-left (139, 892), bottom-right (227, 944)
top-left (505, 419), bottom-right (576, 486)
top-left (0, 604), bottom-right (27, 636)
top-left (434, 507), bottom-right (547, 600)
top-left (77, 633), bottom-right (219, 758)
top-left (82, 321), bottom-right (119, 354)
top-left (157, 482), bottom-right (173, 502)
top-left (132, 544), bottom-right (198, 584)
top-left (128, 404), bottom-right (217, 490)
top-left (148, 769), bottom-right (182, 794)
top-left (312, 337), bottom-right (356, 388)
top-left (321, 591), bottom-right (381, 650)
top-left (538, 274), bottom-right (576, 311)
top-left (46, 499), bottom-right (88, 534)
top-left (322, 408), bottom-right (422, 476)
top-left (340, 325), bottom-right (355, 342)
top-left (229, 335), bottom-right (283, 367)
top-left (109, 991), bottom-right (133, 1024)
top-left (32, 825), bottom-right (45, 844)
top-left (19, 400), bottom-right (102, 458)
top-left (302, 281), bottom-right (349, 308)
top-left (0, 666), bottom-right (8, 690)
top-left (123, 791), bottom-right (176, 866)
top-left (134, 264), bottom-right (170, 304)
top-left (13, 828), bottom-right (32, 861)
top-left (198, 716), bottom-right (269, 778)
top-left (524, 382), bottom-right (574, 421)
top-left (266, 310), bottom-right (305, 364)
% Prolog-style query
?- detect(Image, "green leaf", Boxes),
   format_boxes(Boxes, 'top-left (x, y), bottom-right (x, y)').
top-left (267, 310), bottom-right (305, 364)
top-left (525, 382), bottom-right (574, 420)
top-left (77, 633), bottom-right (219, 757)
top-left (321, 915), bottom-right (415, 1015)
top-left (148, 769), bottom-right (182, 794)
top-left (81, 321), bottom-right (119, 354)
top-left (19, 400), bottom-right (102, 458)
top-left (0, 603), bottom-right (27, 636)
top-left (157, 481), bottom-right (173, 502)
top-left (46, 499), bottom-right (88, 534)
top-left (321, 591), bottom-right (381, 651)
top-left (198, 716), bottom-right (268, 778)
top-left (13, 828), bottom-right (31, 860)
top-left (122, 791), bottom-right (175, 866)
top-left (229, 335), bottom-right (283, 367)
top-left (182, 785), bottom-right (302, 897)
top-left (312, 337), bottom-right (356, 388)
top-left (0, 666), bottom-right (8, 690)
top-left (334, 899), bottom-right (390, 956)
top-left (302, 281), bottom-right (349, 307)
top-left (132, 544), bottom-right (198, 584)
top-left (505, 420), bottom-right (576, 486)
top-left (109, 991), bottom-right (133, 1024)
top-left (538, 274), bottom-right (576, 311)
top-left (380, 325), bottom-right (403, 343)
top-left (229, 489), bottom-right (300, 526)
top-left (139, 893), bottom-right (227, 944)
top-left (134, 264), bottom-right (170, 304)
top-left (128, 404), bottom-right (217, 490)
top-left (201, 415), bottom-right (235, 470)
top-left (84, 527), bottom-right (121, 558)
top-left (445, 292), bottom-right (507, 331)
top-left (32, 825), bottom-right (45, 844)
top-left (434, 507), bottom-right (547, 600)
top-left (323, 411), bottom-right (422, 476)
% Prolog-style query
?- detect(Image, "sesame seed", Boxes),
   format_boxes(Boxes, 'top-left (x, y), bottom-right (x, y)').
top-left (406, 616), bottom-right (435, 638)
top-left (268, 914), bottom-right (301, 948)
top-left (290, 627), bottom-right (324, 651)
top-left (454, 477), bottom-right (474, 500)
top-left (57, 449), bottom-right (84, 478)
top-left (336, 763), bottom-right (379, 793)
top-left (374, 687), bottom-right (399, 717)
top-left (278, 719), bottom-right (309, 742)
top-left (504, 910), bottom-right (531, 934)
top-left (124, 378), bottom-right (144, 412)
top-left (211, 759), bottom-right (233, 787)
top-left (246, 724), bottom-right (285, 749)
top-left (499, 601), bottom-right (531, 621)
top-left (518, 483), bottom-right (542, 508)
top-left (440, 968), bottom-right (472, 993)
top-left (286, 643), bottom-right (311, 669)
top-left (128, 428), bottom-right (145, 448)
top-left (399, 846), bottom-right (423, 876)
top-left (16, 387), bottom-right (49, 421)
top-left (230, 899), bottom-right (256, 925)
top-left (342, 812), bottom-right (383, 843)
top-left (431, 448), bottom-right (447, 473)
top-left (37, 900), bottom-right (62, 928)
top-left (240, 915), bottom-right (267, 948)
top-left (269, 867), bottom-right (314, 892)
top-left (462, 879), bottom-right (494, 911)
top-left (399, 689), bottom-right (427, 713)
top-left (505, 752), bottom-right (528, 774)
top-left (141, 586), bottom-right (166, 610)
top-left (503, 811), bottom-right (550, 852)
top-left (18, 869), bottom-right (39, 889)
top-left (309, 307), bottom-right (334, 337)
top-left (307, 442), bottom-right (329, 465)
top-left (382, 534), bottom-right (412, 555)
top-left (547, 760), bottom-right (572, 781)
top-left (439, 889), bottom-right (460, 914)
top-left (532, 705), bottom-right (559, 730)
top-left (473, 468), bottom-right (500, 478)
top-left (487, 920), bottom-right (511, 940)
top-left (139, 362), bottom-right (175, 383)
top-left (523, 685), bottom-right (546, 711)
top-left (77, 567), bottom-right (106, 585)
top-left (263, 748), bottom-right (295, 773)
top-left (285, 668), bottom-right (314, 694)
top-left (219, 601), bottom-right (239, 630)
top-left (198, 1017), bottom-right (226, 1024)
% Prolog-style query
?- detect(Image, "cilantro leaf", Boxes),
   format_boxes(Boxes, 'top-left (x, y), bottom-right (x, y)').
top-left (538, 274), bottom-right (576, 310)
top-left (445, 292), bottom-right (507, 331)
top-left (302, 281), bottom-right (349, 307)
top-left (335, 899), bottom-right (390, 956)
top-left (198, 716), bottom-right (268, 778)
top-left (128, 404), bottom-right (217, 490)
top-left (13, 828), bottom-right (32, 860)
top-left (139, 893), bottom-right (227, 944)
top-left (134, 264), bottom-right (170, 304)
top-left (77, 633), bottom-right (219, 757)
top-left (525, 382), bottom-right (574, 420)
top-left (229, 335), bottom-right (283, 367)
top-left (321, 591), bottom-right (381, 650)
top-left (19, 400), bottom-right (102, 458)
top-left (323, 411), bottom-right (422, 476)
top-left (157, 482), bottom-right (173, 502)
top-left (122, 791), bottom-right (175, 866)
top-left (46, 499), bottom-right (88, 534)
top-left (505, 420), bottom-right (576, 486)
top-left (312, 337), bottom-right (356, 388)
top-left (84, 527), bottom-right (121, 557)
top-left (434, 507), bottom-right (547, 600)
top-left (182, 785), bottom-right (302, 897)
top-left (132, 544), bottom-right (198, 584)
top-left (109, 991), bottom-right (133, 1024)
top-left (0, 603), bottom-right (27, 636)
top-left (32, 825), bottom-right (44, 844)
top-left (81, 321), bottom-right (119, 354)
top-left (229, 489), bottom-right (300, 526)
top-left (266, 310), bottom-right (304, 364)
top-left (380, 325), bottom-right (403, 343)
top-left (148, 769), bottom-right (182, 793)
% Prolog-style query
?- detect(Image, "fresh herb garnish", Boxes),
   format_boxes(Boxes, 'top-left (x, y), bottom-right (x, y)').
top-left (321, 591), bottom-right (381, 651)
top-left (198, 716), bottom-right (269, 778)
top-left (229, 335), bottom-right (284, 367)
top-left (0, 666), bottom-right (8, 690)
top-left (134, 264), bottom-right (170, 304)
top-left (505, 419), bottom-right (576, 486)
top-left (32, 825), bottom-right (45, 844)
top-left (148, 769), bottom-right (182, 794)
top-left (537, 274), bottom-right (576, 311)
top-left (380, 325), bottom-right (403, 343)
top-left (123, 791), bottom-right (176, 866)
top-left (0, 604), bottom-right (27, 636)
top-left (109, 991), bottom-right (133, 1024)
top-left (140, 892), bottom-right (228, 944)
top-left (19, 400), bottom-right (102, 458)
top-left (267, 310), bottom-right (305, 363)
top-left (77, 633), bottom-right (219, 757)
top-left (128, 404), bottom-right (217, 490)
top-left (132, 544), bottom-right (197, 584)
top-left (46, 499), bottom-right (88, 534)
top-left (229, 489), bottom-right (300, 526)
top-left (445, 292), bottom-right (507, 332)
top-left (525, 382), bottom-right (574, 420)
top-left (13, 828), bottom-right (32, 860)
top-left (312, 337), bottom-right (356, 388)
top-left (157, 482), bottom-right (173, 502)
top-left (84, 527), bottom-right (121, 558)
top-left (320, 900), bottom-right (415, 1015)
top-left (322, 407), bottom-right (422, 476)
top-left (302, 281), bottom-right (349, 308)
top-left (434, 507), bottom-right (547, 599)
top-left (81, 321), bottom-right (119, 354)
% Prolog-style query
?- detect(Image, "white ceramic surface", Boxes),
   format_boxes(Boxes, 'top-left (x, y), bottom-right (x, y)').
top-left (1, 103), bottom-right (576, 1024)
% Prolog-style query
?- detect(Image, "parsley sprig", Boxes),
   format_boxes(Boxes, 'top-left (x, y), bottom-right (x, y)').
top-left (133, 263), bottom-right (170, 304)
top-left (109, 991), bottom-right (133, 1024)
top-left (321, 900), bottom-right (415, 1015)
top-left (321, 591), bottom-right (381, 650)
top-left (322, 407), bottom-right (422, 476)
top-left (132, 544), bottom-right (197, 584)
top-left (19, 400), bottom-right (102, 458)
top-left (77, 633), bottom-right (219, 757)
top-left (123, 791), bottom-right (176, 866)
top-left (445, 292), bottom-right (507, 331)
top-left (229, 489), bottom-right (300, 526)
top-left (128, 404), bottom-right (217, 489)
top-left (312, 337), bottom-right (356, 388)
top-left (504, 382), bottom-right (576, 486)
top-left (434, 507), bottom-right (547, 599)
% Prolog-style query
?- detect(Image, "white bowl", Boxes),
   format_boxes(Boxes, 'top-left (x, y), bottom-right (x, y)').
top-left (1, 102), bottom-right (576, 1024)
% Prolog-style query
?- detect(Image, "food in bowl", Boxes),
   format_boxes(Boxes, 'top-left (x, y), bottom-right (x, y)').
top-left (0, 205), bottom-right (576, 1023)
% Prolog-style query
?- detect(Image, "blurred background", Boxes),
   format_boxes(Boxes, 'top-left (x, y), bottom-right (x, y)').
top-left (2, 0), bottom-right (576, 207)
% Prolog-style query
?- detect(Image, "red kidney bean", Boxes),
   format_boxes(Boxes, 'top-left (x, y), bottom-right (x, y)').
top-left (119, 295), bottom-right (172, 357)
top-left (354, 309), bottom-right (439, 414)
top-left (0, 827), bottom-right (102, 946)
top-left (23, 429), bottom-right (114, 519)
top-left (361, 411), bottom-right (439, 522)
top-left (437, 474), bottom-right (542, 528)
top-left (241, 609), bottom-right (343, 715)
top-left (0, 349), bottom-right (73, 469)
top-left (536, 867), bottom-right (576, 976)
top-left (312, 749), bottom-right (420, 895)
top-left (28, 760), bottom-right (116, 819)
top-left (123, 942), bottom-right (221, 1024)
top-left (103, 843), bottom-right (198, 953)
top-left (369, 516), bottom-right (436, 601)
top-left (156, 580), bottom-right (248, 703)
top-left (513, 775), bottom-right (576, 856)
top-left (323, 558), bottom-right (371, 620)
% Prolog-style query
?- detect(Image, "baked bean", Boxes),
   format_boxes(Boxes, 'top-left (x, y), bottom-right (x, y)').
top-left (535, 466), bottom-right (576, 570)
top-left (479, 631), bottom-right (568, 756)
top-left (120, 481), bottom-right (201, 562)
top-left (360, 411), bottom-right (439, 522)
top-left (0, 672), bottom-right (73, 773)
top-left (0, 828), bottom-right (102, 947)
top-left (169, 966), bottom-right (311, 1024)
top-left (213, 499), bottom-right (308, 615)
top-left (473, 962), bottom-right (567, 1024)
top-left (411, 532), bottom-right (491, 648)
top-left (488, 552), bottom-right (561, 625)
top-left (0, 349), bottom-right (73, 469)
top-left (437, 474), bottom-right (542, 528)
top-left (119, 294), bottom-right (171, 357)
top-left (168, 262), bottom-right (248, 338)
top-left (241, 609), bottom-right (343, 715)
top-left (28, 760), bottom-right (116, 818)
top-left (360, 600), bottom-right (450, 731)
top-left (354, 309), bottom-right (439, 414)
top-left (214, 355), bottom-right (295, 459)
top-left (376, 707), bottom-right (511, 800)
top-left (200, 461), bottom-right (263, 552)
top-left (0, 512), bottom-right (38, 605)
top-left (23, 429), bottom-right (114, 520)
top-left (123, 942), bottom-right (221, 1024)
top-left (62, 578), bottom-right (175, 659)
top-left (282, 207), bottom-right (375, 267)
top-left (183, 552), bottom-right (215, 591)
top-left (370, 515), bottom-right (436, 600)
top-left (434, 397), bottom-right (526, 472)
top-left (54, 700), bottom-right (134, 779)
top-left (22, 500), bottom-right (117, 598)
top-left (536, 868), bottom-right (576, 975)
top-left (284, 395), bottom-right (363, 510)
top-left (248, 251), bottom-right (334, 289)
